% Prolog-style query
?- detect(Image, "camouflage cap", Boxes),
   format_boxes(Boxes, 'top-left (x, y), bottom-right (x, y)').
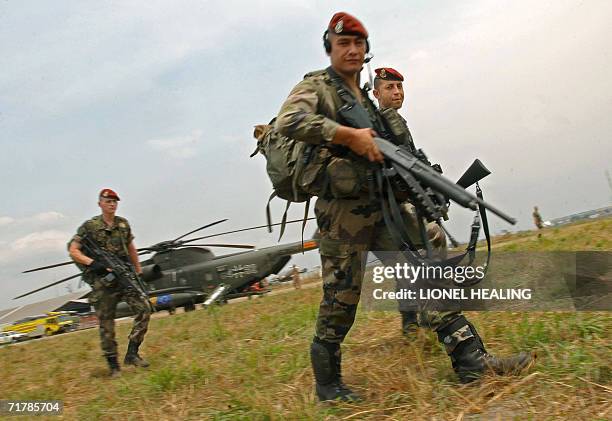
top-left (374, 67), bottom-right (404, 82)
top-left (99, 188), bottom-right (120, 201)
top-left (328, 12), bottom-right (368, 38)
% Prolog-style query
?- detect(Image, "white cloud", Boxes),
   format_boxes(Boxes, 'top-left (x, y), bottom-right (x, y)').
top-left (0, 216), bottom-right (15, 226)
top-left (0, 212), bottom-right (65, 227)
top-left (146, 130), bottom-right (203, 159)
top-left (11, 230), bottom-right (70, 252)
top-left (33, 212), bottom-right (65, 222)
top-left (0, 230), bottom-right (71, 265)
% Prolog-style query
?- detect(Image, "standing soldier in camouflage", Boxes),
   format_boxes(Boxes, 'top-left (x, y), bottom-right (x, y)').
top-left (291, 264), bottom-right (302, 290)
top-left (69, 189), bottom-right (151, 378)
top-left (533, 206), bottom-right (544, 229)
top-left (372, 66), bottom-right (448, 336)
top-left (276, 12), bottom-right (532, 402)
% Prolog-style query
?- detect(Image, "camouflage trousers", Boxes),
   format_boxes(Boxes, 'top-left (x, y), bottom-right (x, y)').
top-left (89, 280), bottom-right (151, 357)
top-left (314, 196), bottom-right (460, 344)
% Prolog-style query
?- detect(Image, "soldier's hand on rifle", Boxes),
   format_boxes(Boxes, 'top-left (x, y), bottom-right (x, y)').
top-left (89, 260), bottom-right (111, 276)
top-left (333, 127), bottom-right (384, 163)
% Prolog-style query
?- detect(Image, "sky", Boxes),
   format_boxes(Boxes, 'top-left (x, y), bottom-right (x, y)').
top-left (1, 0), bottom-right (611, 311)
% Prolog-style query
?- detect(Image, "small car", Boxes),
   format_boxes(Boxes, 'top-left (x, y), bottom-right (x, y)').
top-left (0, 331), bottom-right (28, 344)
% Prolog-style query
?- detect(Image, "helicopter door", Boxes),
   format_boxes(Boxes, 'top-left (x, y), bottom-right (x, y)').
top-left (168, 270), bottom-right (188, 287)
top-left (203, 272), bottom-right (214, 289)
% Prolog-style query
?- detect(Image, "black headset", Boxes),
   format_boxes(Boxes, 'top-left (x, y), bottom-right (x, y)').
top-left (323, 29), bottom-right (370, 54)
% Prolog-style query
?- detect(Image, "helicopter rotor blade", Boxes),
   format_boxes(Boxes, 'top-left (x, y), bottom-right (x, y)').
top-left (171, 219), bottom-right (228, 242)
top-left (178, 243), bottom-right (256, 249)
top-left (182, 217), bottom-right (316, 243)
top-left (13, 273), bottom-right (83, 300)
top-left (22, 260), bottom-right (74, 274)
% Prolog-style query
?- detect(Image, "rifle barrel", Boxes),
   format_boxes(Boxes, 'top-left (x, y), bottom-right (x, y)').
top-left (374, 137), bottom-right (516, 225)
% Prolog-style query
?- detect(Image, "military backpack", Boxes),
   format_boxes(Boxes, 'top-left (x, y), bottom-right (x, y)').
top-left (251, 119), bottom-right (313, 240)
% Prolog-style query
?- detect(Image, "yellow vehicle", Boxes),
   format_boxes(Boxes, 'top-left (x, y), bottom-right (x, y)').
top-left (3, 312), bottom-right (77, 337)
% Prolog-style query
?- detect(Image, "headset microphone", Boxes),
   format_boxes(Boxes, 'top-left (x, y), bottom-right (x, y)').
top-left (364, 53), bottom-right (375, 91)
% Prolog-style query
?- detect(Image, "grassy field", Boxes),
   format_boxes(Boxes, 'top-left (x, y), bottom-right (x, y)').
top-left (1, 218), bottom-right (611, 420)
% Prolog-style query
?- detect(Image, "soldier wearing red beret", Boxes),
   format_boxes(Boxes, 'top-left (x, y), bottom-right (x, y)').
top-left (374, 67), bottom-right (447, 337)
top-left (373, 67), bottom-right (405, 111)
top-left (69, 188), bottom-right (151, 378)
top-left (275, 12), bottom-right (532, 403)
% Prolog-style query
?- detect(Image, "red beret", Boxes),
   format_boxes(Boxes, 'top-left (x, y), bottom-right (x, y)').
top-left (99, 188), bottom-right (120, 201)
top-left (375, 67), bottom-right (404, 82)
top-left (328, 12), bottom-right (368, 38)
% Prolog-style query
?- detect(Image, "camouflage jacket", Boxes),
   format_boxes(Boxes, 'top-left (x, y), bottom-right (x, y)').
top-left (379, 107), bottom-right (407, 124)
top-left (275, 68), bottom-right (382, 198)
top-left (275, 68), bottom-right (379, 144)
top-left (379, 107), bottom-right (417, 152)
top-left (71, 215), bottom-right (134, 279)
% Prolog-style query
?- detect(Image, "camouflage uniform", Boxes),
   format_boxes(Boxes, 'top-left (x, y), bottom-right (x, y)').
top-left (73, 215), bottom-right (151, 358)
top-left (533, 207), bottom-right (543, 229)
top-left (291, 266), bottom-right (302, 290)
top-left (395, 203), bottom-right (447, 334)
top-left (277, 69), bottom-right (459, 344)
top-left (379, 105), bottom-right (449, 334)
top-left (277, 68), bottom-right (531, 393)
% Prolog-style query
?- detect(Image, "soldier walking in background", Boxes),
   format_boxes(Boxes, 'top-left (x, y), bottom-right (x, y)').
top-left (533, 206), bottom-right (544, 229)
top-left (276, 12), bottom-right (532, 402)
top-left (68, 189), bottom-right (151, 378)
top-left (291, 264), bottom-right (302, 289)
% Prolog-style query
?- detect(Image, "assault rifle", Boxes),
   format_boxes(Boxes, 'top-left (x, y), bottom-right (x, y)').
top-left (80, 235), bottom-right (150, 302)
top-left (328, 70), bottom-right (515, 225)
top-left (373, 137), bottom-right (516, 225)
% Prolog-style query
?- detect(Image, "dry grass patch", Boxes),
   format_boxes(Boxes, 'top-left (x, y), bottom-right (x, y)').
top-left (1, 218), bottom-right (610, 419)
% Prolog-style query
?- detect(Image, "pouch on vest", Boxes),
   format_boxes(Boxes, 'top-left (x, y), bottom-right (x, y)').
top-left (297, 145), bottom-right (331, 197)
top-left (326, 156), bottom-right (362, 198)
top-left (380, 108), bottom-right (416, 151)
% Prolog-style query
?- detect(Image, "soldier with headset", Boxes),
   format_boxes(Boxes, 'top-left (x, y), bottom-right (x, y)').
top-left (275, 12), bottom-right (532, 402)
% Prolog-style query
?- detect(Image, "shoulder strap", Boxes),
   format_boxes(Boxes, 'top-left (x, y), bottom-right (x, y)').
top-left (325, 66), bottom-right (358, 105)
top-left (116, 218), bottom-right (131, 257)
top-left (266, 191), bottom-right (277, 233)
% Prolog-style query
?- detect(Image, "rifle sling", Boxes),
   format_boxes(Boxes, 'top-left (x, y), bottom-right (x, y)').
top-left (476, 183), bottom-right (492, 274)
top-left (376, 169), bottom-right (426, 266)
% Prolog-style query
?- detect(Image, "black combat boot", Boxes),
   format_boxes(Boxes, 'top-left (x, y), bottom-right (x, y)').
top-left (106, 356), bottom-right (121, 378)
top-left (437, 315), bottom-right (533, 383)
top-left (124, 341), bottom-right (150, 367)
top-left (310, 339), bottom-right (361, 402)
top-left (400, 311), bottom-right (418, 336)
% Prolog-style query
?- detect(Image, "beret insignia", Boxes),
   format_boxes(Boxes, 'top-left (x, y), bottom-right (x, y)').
top-left (335, 20), bottom-right (343, 34)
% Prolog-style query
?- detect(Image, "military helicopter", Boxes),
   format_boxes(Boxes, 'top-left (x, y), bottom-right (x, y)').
top-left (16, 218), bottom-right (319, 317)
